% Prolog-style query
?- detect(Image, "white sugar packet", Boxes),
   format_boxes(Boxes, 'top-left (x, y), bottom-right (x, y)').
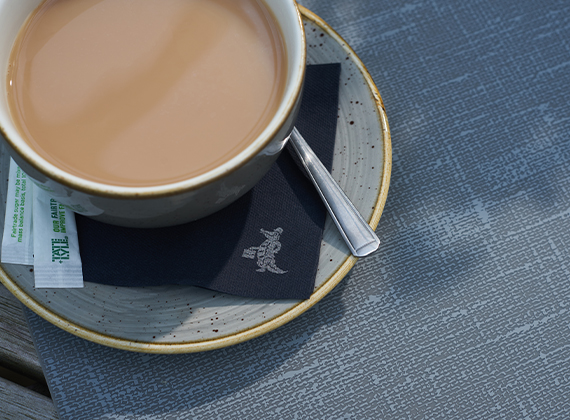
top-left (1, 158), bottom-right (33, 265)
top-left (33, 185), bottom-right (83, 288)
top-left (1, 160), bottom-right (84, 287)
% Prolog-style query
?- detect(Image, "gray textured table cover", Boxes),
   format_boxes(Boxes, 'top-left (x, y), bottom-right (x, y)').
top-left (25, 0), bottom-right (570, 418)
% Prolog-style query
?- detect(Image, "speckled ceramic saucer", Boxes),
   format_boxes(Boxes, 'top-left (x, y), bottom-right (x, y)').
top-left (0, 7), bottom-right (391, 353)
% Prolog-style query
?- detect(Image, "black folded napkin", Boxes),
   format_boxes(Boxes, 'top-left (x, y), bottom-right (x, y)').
top-left (75, 63), bottom-right (341, 300)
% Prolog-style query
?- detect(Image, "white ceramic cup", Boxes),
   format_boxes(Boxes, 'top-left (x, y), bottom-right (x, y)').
top-left (0, 0), bottom-right (306, 228)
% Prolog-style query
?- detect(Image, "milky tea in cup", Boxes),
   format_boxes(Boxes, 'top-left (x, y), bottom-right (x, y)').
top-left (6, 0), bottom-right (287, 187)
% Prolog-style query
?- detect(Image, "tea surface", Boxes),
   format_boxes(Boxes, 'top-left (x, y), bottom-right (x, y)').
top-left (7, 0), bottom-right (286, 186)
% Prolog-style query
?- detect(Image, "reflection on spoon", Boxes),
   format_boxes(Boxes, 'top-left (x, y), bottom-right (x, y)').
top-left (288, 127), bottom-right (381, 258)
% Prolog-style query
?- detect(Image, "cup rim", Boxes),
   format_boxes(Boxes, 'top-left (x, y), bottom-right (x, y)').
top-left (0, 0), bottom-right (306, 199)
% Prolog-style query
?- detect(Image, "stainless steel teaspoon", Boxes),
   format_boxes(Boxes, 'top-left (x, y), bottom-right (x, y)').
top-left (288, 127), bottom-right (380, 258)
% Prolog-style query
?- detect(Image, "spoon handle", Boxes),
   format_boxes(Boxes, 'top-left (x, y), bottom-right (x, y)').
top-left (289, 127), bottom-right (380, 258)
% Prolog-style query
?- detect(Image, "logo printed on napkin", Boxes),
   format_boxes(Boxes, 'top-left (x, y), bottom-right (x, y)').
top-left (242, 227), bottom-right (287, 274)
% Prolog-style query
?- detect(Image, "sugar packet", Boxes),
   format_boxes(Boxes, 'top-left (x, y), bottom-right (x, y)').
top-left (2, 160), bottom-right (84, 287)
top-left (1, 158), bottom-right (34, 265)
top-left (32, 186), bottom-right (83, 288)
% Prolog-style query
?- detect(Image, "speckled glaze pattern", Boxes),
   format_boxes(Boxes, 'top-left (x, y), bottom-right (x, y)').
top-left (0, 0), bottom-right (306, 228)
top-left (0, 8), bottom-right (391, 353)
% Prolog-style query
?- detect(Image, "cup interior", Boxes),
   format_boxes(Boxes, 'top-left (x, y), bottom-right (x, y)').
top-left (0, 0), bottom-right (306, 195)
